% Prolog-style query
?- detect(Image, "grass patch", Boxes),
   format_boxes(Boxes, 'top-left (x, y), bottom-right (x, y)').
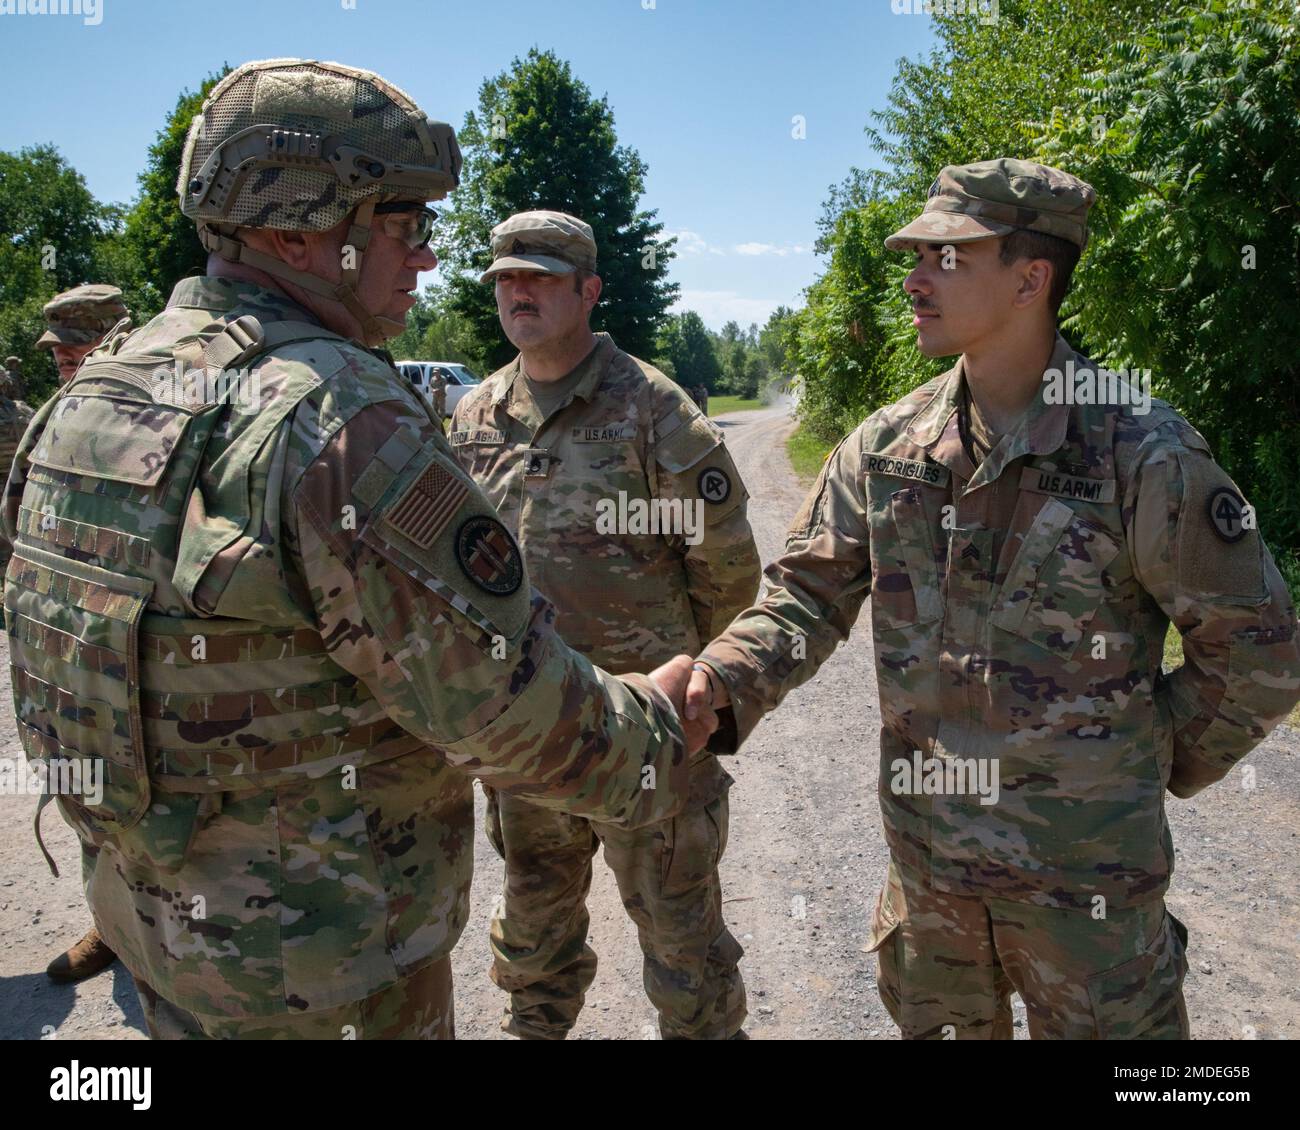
top-left (1162, 623), bottom-right (1184, 673)
top-left (707, 395), bottom-right (764, 415)
top-left (787, 424), bottom-right (835, 482)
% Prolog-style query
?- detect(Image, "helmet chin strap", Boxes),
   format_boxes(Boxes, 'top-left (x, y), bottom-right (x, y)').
top-left (200, 198), bottom-right (406, 345)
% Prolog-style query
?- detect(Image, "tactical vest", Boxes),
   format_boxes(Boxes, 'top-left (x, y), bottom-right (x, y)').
top-left (5, 313), bottom-right (423, 874)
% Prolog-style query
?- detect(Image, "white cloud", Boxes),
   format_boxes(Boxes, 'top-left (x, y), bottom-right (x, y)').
top-left (671, 290), bottom-right (785, 331)
top-left (663, 231), bottom-right (809, 259)
top-left (733, 241), bottom-right (809, 257)
top-left (664, 229), bottom-right (725, 256)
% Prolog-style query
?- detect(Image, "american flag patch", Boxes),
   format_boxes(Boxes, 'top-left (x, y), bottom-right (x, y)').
top-left (384, 460), bottom-right (469, 549)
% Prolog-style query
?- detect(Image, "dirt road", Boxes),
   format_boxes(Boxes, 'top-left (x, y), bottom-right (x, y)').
top-left (1, 402), bottom-right (1296, 1040)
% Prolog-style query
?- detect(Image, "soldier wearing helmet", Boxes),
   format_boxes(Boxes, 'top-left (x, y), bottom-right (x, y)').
top-left (3, 58), bottom-right (710, 1040)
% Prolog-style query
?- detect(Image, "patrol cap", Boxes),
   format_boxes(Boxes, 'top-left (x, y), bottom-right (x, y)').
top-left (36, 285), bottom-right (129, 348)
top-left (480, 210), bottom-right (597, 282)
top-left (884, 159), bottom-right (1096, 252)
top-left (4, 357), bottom-right (18, 367)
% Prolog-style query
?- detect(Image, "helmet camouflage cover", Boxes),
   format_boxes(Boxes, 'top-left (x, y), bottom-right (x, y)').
top-left (178, 57), bottom-right (461, 231)
top-left (176, 58), bottom-right (461, 344)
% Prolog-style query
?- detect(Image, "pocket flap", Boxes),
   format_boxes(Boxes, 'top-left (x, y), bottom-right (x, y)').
top-left (1086, 909), bottom-right (1189, 1039)
top-left (31, 395), bottom-right (191, 487)
top-left (992, 500), bottom-right (1120, 655)
top-left (865, 881), bottom-right (901, 952)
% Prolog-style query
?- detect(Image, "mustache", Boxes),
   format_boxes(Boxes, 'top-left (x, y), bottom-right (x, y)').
top-left (511, 303), bottom-right (540, 316)
top-left (912, 300), bottom-right (938, 314)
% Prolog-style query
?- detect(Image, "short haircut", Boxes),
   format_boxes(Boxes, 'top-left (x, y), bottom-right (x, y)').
top-left (998, 229), bottom-right (1081, 316)
top-left (571, 268), bottom-right (593, 296)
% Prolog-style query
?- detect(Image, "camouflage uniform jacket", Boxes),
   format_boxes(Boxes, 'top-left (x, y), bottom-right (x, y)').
top-left (3, 278), bottom-right (688, 1019)
top-left (699, 333), bottom-right (1300, 910)
top-left (452, 334), bottom-right (762, 803)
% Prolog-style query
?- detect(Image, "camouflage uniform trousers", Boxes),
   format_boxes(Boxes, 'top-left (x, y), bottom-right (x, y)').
top-left (79, 826), bottom-right (455, 1041)
top-left (867, 856), bottom-right (1190, 1040)
top-left (483, 781), bottom-right (746, 1040)
top-left (133, 957), bottom-right (453, 1039)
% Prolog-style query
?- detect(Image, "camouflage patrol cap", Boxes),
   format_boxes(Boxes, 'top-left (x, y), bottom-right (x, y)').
top-left (36, 285), bottom-right (129, 348)
top-left (884, 158), bottom-right (1096, 251)
top-left (178, 57), bottom-right (462, 232)
top-left (480, 210), bottom-right (597, 282)
top-left (4, 357), bottom-right (18, 368)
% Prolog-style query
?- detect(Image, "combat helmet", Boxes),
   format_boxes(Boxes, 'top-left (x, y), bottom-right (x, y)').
top-left (178, 58), bottom-right (461, 342)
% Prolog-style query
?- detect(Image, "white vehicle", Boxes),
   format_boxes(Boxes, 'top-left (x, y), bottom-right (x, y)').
top-left (395, 361), bottom-right (482, 418)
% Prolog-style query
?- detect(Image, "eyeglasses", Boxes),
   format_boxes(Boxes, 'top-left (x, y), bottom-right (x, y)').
top-left (373, 201), bottom-right (438, 250)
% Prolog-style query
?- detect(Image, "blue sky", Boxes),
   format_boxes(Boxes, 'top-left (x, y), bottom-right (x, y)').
top-left (0, 0), bottom-right (938, 330)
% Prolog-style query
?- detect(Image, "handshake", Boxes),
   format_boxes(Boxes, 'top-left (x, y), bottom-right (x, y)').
top-left (647, 655), bottom-right (733, 756)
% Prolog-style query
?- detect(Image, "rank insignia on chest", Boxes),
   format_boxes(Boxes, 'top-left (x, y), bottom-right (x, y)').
top-left (523, 449), bottom-right (554, 478)
top-left (456, 516), bottom-right (524, 595)
top-left (864, 453), bottom-right (949, 487)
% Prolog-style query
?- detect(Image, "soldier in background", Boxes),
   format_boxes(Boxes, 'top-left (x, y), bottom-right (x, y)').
top-left (429, 365), bottom-right (449, 422)
top-left (0, 385), bottom-right (34, 564)
top-left (35, 284), bottom-right (130, 386)
top-left (4, 59), bottom-right (710, 1040)
top-left (1, 356), bottom-right (24, 400)
top-left (452, 210), bottom-right (761, 1039)
top-left (27, 290), bottom-right (131, 982)
top-left (687, 159), bottom-right (1300, 1039)
top-left (695, 383), bottom-right (710, 415)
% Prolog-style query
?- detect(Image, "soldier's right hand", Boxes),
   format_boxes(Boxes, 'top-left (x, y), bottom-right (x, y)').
top-left (650, 654), bottom-right (718, 754)
top-left (685, 660), bottom-right (730, 722)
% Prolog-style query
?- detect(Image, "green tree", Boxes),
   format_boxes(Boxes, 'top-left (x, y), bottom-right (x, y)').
top-left (657, 311), bottom-right (722, 392)
top-left (739, 354), bottom-right (766, 400)
top-left (759, 305), bottom-right (798, 382)
top-left (867, 0), bottom-right (1165, 204)
top-left (721, 338), bottom-right (747, 396)
top-left (788, 198), bottom-right (918, 440)
top-left (388, 282), bottom-right (490, 374)
top-left (440, 48), bottom-right (677, 372)
top-left (1039, 0), bottom-right (1300, 573)
top-left (122, 66), bottom-right (230, 320)
top-left (793, 0), bottom-right (1166, 443)
top-left (0, 144), bottom-right (116, 398)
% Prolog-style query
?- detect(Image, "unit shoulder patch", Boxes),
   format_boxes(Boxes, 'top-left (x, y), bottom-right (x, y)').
top-left (1207, 486), bottom-right (1249, 544)
top-left (698, 466), bottom-right (732, 505)
top-left (456, 516), bottom-right (524, 596)
top-left (1174, 450), bottom-right (1265, 601)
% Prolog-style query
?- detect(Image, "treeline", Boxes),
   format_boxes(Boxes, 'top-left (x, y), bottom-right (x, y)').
top-left (393, 291), bottom-right (797, 401)
top-left (786, 0), bottom-right (1298, 584)
top-left (0, 70), bottom-right (228, 404)
top-left (3, 49), bottom-right (795, 408)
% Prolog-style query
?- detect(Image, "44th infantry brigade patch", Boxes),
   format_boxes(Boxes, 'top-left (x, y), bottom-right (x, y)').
top-left (1207, 486), bottom-right (1249, 543)
top-left (698, 466), bottom-right (731, 504)
top-left (456, 516), bottom-right (524, 595)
